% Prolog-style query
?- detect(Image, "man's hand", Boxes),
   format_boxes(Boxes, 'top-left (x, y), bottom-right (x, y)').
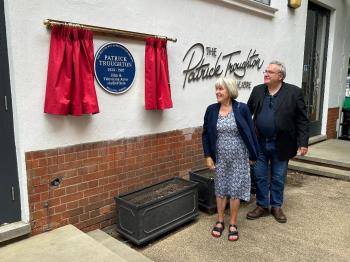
top-left (206, 157), bottom-right (215, 170)
top-left (298, 147), bottom-right (308, 156)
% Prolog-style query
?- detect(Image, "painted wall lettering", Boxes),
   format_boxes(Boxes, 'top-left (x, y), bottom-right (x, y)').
top-left (182, 43), bottom-right (264, 88)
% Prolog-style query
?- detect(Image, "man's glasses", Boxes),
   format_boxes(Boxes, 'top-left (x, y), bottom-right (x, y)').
top-left (263, 70), bottom-right (280, 75)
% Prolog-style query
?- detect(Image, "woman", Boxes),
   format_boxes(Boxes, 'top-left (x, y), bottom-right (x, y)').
top-left (202, 78), bottom-right (259, 241)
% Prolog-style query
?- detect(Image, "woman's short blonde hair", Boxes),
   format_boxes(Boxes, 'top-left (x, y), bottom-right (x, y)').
top-left (215, 78), bottom-right (238, 99)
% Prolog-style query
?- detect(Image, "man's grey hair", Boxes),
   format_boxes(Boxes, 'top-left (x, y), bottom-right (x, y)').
top-left (269, 60), bottom-right (286, 80)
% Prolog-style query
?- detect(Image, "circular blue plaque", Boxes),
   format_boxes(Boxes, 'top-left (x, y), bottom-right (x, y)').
top-left (94, 42), bottom-right (136, 94)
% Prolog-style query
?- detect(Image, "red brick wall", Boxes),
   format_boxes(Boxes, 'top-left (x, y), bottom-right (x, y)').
top-left (326, 107), bottom-right (340, 139)
top-left (25, 128), bottom-right (204, 235)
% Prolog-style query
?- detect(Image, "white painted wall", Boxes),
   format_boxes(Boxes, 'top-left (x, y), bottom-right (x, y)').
top-left (4, 0), bottom-right (310, 153)
top-left (3, 0), bottom-right (349, 221)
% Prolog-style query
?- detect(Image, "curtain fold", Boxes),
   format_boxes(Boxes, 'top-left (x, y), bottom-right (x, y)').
top-left (44, 26), bottom-right (99, 116)
top-left (145, 38), bottom-right (173, 110)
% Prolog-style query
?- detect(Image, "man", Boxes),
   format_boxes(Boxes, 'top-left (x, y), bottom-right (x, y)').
top-left (246, 61), bottom-right (309, 223)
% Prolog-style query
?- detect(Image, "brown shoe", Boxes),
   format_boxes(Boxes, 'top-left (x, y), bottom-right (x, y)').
top-left (271, 207), bottom-right (287, 223)
top-left (246, 206), bottom-right (269, 220)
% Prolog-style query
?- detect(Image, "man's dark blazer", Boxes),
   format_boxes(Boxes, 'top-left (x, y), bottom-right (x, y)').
top-left (202, 100), bottom-right (259, 163)
top-left (247, 82), bottom-right (309, 161)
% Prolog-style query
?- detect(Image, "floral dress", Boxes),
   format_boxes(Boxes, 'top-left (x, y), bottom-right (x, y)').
top-left (215, 111), bottom-right (250, 201)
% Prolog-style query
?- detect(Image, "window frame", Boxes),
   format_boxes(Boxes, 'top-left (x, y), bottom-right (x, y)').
top-left (219, 0), bottom-right (278, 17)
top-left (254, 0), bottom-right (271, 6)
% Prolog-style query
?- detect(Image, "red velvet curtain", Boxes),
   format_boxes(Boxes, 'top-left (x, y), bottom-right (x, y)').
top-left (44, 26), bottom-right (99, 116)
top-left (145, 38), bottom-right (173, 110)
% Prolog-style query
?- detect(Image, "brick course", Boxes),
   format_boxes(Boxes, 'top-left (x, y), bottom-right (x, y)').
top-left (25, 128), bottom-right (204, 235)
top-left (326, 107), bottom-right (340, 139)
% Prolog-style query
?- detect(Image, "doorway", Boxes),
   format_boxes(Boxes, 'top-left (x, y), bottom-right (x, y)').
top-left (0, 0), bottom-right (21, 224)
top-left (302, 2), bottom-right (330, 137)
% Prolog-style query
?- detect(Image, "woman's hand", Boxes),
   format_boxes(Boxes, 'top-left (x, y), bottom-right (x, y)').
top-left (206, 157), bottom-right (215, 170)
top-left (249, 160), bottom-right (256, 166)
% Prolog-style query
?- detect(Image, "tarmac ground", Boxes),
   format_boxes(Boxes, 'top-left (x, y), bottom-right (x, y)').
top-left (131, 172), bottom-right (350, 262)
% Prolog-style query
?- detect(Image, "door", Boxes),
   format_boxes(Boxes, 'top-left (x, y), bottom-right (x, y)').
top-left (0, 0), bottom-right (21, 224)
top-left (302, 2), bottom-right (330, 137)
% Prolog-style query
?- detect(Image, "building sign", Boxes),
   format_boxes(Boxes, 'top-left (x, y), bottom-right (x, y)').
top-left (94, 42), bottom-right (136, 94)
top-left (182, 43), bottom-right (264, 89)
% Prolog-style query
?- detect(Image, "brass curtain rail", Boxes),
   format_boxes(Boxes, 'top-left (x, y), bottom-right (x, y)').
top-left (43, 19), bottom-right (177, 42)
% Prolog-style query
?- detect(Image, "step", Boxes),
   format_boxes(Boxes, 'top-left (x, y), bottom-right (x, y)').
top-left (294, 155), bottom-right (350, 169)
top-left (0, 221), bottom-right (31, 243)
top-left (87, 229), bottom-right (153, 262)
top-left (288, 160), bottom-right (350, 181)
top-left (308, 134), bottom-right (327, 145)
top-left (0, 224), bottom-right (127, 262)
top-left (301, 139), bottom-right (350, 168)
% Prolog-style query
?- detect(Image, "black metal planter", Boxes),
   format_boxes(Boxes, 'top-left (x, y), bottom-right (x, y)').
top-left (189, 168), bottom-right (217, 214)
top-left (189, 167), bottom-right (256, 214)
top-left (115, 177), bottom-right (198, 245)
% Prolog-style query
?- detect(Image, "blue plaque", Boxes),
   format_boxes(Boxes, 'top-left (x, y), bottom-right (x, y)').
top-left (94, 42), bottom-right (136, 94)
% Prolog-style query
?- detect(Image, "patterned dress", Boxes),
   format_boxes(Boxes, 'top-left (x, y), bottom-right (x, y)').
top-left (215, 111), bottom-right (250, 201)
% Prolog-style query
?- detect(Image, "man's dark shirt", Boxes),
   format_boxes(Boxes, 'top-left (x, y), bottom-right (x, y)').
top-left (255, 89), bottom-right (281, 139)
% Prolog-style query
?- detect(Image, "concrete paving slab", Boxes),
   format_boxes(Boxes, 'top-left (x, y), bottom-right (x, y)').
top-left (132, 174), bottom-right (350, 262)
top-left (88, 229), bottom-right (152, 262)
top-left (295, 139), bottom-right (350, 168)
top-left (0, 224), bottom-right (126, 262)
top-left (308, 134), bottom-right (327, 145)
top-left (0, 221), bottom-right (31, 243)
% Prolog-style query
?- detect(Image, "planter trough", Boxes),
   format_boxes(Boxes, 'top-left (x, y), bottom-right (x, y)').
top-left (189, 168), bottom-right (216, 214)
top-left (189, 167), bottom-right (256, 214)
top-left (115, 177), bottom-right (198, 245)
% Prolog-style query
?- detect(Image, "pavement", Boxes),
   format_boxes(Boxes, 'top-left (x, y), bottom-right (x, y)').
top-left (289, 139), bottom-right (350, 181)
top-left (134, 172), bottom-right (350, 262)
top-left (294, 139), bottom-right (350, 169)
top-left (0, 225), bottom-right (124, 262)
top-left (0, 224), bottom-right (152, 262)
top-left (303, 139), bottom-right (350, 166)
